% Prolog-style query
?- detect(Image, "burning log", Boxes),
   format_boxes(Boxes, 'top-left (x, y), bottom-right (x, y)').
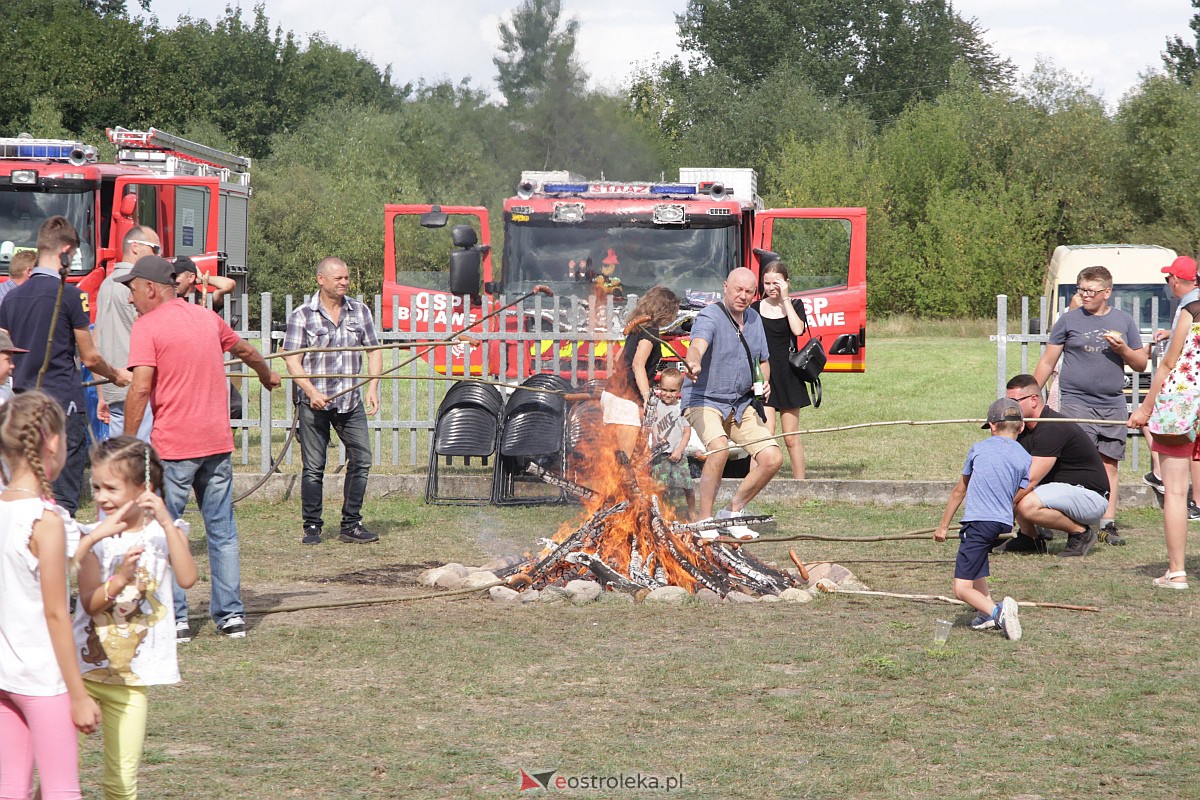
top-left (524, 462), bottom-right (596, 500)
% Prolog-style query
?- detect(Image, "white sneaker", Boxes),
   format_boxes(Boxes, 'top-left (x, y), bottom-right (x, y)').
top-left (717, 508), bottom-right (759, 540)
top-left (690, 518), bottom-right (720, 540)
top-left (176, 620), bottom-right (192, 644)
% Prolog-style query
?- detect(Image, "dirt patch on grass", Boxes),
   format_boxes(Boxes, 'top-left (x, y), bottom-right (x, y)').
top-left (311, 560), bottom-right (442, 587)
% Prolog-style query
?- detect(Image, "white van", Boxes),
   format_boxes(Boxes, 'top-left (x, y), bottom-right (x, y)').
top-left (1044, 244), bottom-right (1179, 334)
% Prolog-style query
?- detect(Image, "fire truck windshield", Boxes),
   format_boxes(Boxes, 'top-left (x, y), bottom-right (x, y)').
top-left (502, 220), bottom-right (738, 300)
top-left (0, 189), bottom-right (94, 273)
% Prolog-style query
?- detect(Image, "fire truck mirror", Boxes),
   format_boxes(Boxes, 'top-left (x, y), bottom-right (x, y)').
top-left (752, 247), bottom-right (781, 269)
top-left (419, 206), bottom-right (448, 228)
top-left (449, 248), bottom-right (481, 296)
top-left (829, 333), bottom-right (860, 355)
top-left (119, 193), bottom-right (138, 218)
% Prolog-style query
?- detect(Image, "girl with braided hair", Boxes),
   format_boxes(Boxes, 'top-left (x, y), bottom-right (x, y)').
top-left (0, 391), bottom-right (130, 799)
top-left (72, 436), bottom-right (196, 800)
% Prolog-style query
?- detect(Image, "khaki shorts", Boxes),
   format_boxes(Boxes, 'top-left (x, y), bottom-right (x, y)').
top-left (683, 406), bottom-right (778, 457)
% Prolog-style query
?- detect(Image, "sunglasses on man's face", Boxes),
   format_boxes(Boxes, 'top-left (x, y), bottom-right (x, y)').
top-left (129, 240), bottom-right (161, 254)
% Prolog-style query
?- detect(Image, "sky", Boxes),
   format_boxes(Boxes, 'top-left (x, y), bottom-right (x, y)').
top-left (141, 1), bottom-right (1197, 108)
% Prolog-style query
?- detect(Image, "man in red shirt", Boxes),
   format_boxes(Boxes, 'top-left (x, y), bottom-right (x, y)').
top-left (122, 255), bottom-right (281, 640)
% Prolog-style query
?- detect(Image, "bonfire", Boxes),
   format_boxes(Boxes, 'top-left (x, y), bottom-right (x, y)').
top-left (497, 404), bottom-right (797, 599)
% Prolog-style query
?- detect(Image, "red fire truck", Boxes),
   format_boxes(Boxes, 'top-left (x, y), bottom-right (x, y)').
top-left (0, 127), bottom-right (250, 320)
top-left (383, 168), bottom-right (866, 378)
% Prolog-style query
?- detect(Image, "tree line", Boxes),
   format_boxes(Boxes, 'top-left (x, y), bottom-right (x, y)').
top-left (5, 0), bottom-right (1200, 317)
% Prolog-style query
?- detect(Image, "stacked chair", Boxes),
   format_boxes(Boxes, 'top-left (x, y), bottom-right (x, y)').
top-left (424, 381), bottom-right (505, 505)
top-left (491, 373), bottom-right (572, 505)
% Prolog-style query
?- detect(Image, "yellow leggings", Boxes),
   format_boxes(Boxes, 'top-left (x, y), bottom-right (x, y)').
top-left (83, 682), bottom-right (149, 800)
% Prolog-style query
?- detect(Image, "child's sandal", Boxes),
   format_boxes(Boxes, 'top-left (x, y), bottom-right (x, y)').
top-left (1152, 571), bottom-right (1189, 590)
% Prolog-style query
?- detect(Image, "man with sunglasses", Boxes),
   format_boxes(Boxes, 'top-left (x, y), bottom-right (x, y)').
top-left (1005, 374), bottom-right (1110, 556)
top-left (94, 226), bottom-right (161, 442)
top-left (1032, 266), bottom-right (1146, 543)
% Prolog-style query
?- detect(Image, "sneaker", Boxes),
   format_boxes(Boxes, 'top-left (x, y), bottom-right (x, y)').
top-left (302, 524), bottom-right (322, 545)
top-left (716, 508), bottom-right (759, 540)
top-left (1189, 502), bottom-right (1200, 522)
top-left (1098, 522), bottom-right (1125, 547)
top-left (997, 532), bottom-right (1046, 554)
top-left (969, 612), bottom-right (998, 631)
top-left (1143, 471), bottom-right (1166, 495)
top-left (176, 620), bottom-right (192, 644)
top-left (693, 518), bottom-right (720, 541)
top-left (996, 596), bottom-right (1022, 641)
top-left (1058, 526), bottom-right (1097, 557)
top-left (217, 616), bottom-right (247, 639)
top-left (338, 524), bottom-right (379, 544)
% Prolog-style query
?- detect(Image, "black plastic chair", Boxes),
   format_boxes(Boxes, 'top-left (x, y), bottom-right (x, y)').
top-left (425, 381), bottom-right (504, 505)
top-left (491, 373), bottom-right (571, 505)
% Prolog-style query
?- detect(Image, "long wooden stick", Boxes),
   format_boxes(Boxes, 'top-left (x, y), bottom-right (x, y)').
top-left (822, 587), bottom-right (1100, 612)
top-left (713, 527), bottom-right (1005, 545)
top-left (701, 417), bottom-right (1131, 456)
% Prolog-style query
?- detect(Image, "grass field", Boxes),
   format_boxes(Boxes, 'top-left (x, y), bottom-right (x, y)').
top-left (68, 324), bottom-right (1194, 799)
top-left (81, 497), bottom-right (1199, 800)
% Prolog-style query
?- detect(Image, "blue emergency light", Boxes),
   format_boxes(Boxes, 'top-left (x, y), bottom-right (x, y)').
top-left (542, 182), bottom-right (590, 194)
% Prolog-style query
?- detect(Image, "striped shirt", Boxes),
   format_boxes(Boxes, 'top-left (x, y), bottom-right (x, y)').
top-left (283, 294), bottom-right (380, 413)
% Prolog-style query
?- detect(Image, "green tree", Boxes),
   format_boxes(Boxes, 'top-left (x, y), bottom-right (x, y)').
top-left (676, 0), bottom-right (1014, 119)
top-left (1116, 75), bottom-right (1200, 255)
top-left (493, 0), bottom-right (584, 110)
top-left (1163, 0), bottom-right (1200, 86)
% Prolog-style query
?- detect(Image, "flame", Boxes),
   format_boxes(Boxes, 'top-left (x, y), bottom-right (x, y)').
top-left (505, 391), bottom-right (795, 597)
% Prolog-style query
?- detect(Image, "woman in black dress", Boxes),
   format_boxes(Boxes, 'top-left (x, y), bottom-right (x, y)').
top-left (752, 260), bottom-right (810, 479)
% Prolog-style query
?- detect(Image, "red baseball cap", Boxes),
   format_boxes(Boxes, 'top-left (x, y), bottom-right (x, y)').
top-left (1162, 255), bottom-right (1197, 281)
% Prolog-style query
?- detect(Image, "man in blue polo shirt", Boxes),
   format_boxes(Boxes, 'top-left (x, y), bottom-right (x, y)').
top-left (683, 267), bottom-right (783, 539)
top-left (0, 216), bottom-right (131, 513)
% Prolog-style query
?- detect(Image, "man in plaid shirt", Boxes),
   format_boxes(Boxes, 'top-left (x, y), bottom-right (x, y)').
top-left (283, 257), bottom-right (382, 544)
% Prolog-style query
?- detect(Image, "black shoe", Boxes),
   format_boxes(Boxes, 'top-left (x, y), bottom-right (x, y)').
top-left (998, 532), bottom-right (1046, 554)
top-left (302, 524), bottom-right (322, 545)
top-left (1098, 521), bottom-right (1125, 546)
top-left (1144, 471), bottom-right (1166, 495)
top-left (1190, 502), bottom-right (1200, 522)
top-left (1058, 526), bottom-right (1097, 557)
top-left (338, 524), bottom-right (379, 544)
top-left (217, 615), bottom-right (247, 638)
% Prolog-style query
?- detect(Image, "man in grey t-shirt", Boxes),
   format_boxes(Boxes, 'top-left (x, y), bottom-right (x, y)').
top-left (95, 226), bottom-right (159, 441)
top-left (1033, 265), bottom-right (1147, 539)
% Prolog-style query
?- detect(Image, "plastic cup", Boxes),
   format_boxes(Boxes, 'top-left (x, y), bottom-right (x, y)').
top-left (933, 619), bottom-right (952, 645)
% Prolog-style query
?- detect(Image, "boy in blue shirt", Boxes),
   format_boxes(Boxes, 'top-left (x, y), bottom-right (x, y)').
top-left (934, 398), bottom-right (1032, 641)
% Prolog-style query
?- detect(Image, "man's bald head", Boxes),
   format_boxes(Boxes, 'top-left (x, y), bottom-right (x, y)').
top-left (724, 267), bottom-right (758, 313)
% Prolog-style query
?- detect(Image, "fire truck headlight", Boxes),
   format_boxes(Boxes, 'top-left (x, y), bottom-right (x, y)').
top-left (11, 170), bottom-right (36, 184)
top-left (552, 202), bottom-right (585, 223)
top-left (652, 204), bottom-right (686, 225)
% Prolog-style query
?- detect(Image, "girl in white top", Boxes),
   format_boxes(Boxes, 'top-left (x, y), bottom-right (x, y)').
top-left (0, 391), bottom-right (129, 799)
top-left (73, 436), bottom-right (197, 800)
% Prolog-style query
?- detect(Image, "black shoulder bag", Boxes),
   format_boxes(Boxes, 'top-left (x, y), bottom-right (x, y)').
top-left (716, 303), bottom-right (767, 423)
top-left (787, 301), bottom-right (826, 407)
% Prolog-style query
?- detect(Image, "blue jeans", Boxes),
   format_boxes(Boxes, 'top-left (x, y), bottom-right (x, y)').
top-left (163, 453), bottom-right (243, 626)
top-left (298, 402), bottom-right (372, 530)
top-left (105, 399), bottom-right (154, 443)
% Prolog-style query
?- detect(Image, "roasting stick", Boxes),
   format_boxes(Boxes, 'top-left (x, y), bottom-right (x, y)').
top-left (701, 417), bottom-right (1130, 456)
top-left (712, 527), bottom-right (1017, 545)
top-left (229, 285), bottom-right (555, 503)
top-left (817, 586), bottom-right (1100, 613)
